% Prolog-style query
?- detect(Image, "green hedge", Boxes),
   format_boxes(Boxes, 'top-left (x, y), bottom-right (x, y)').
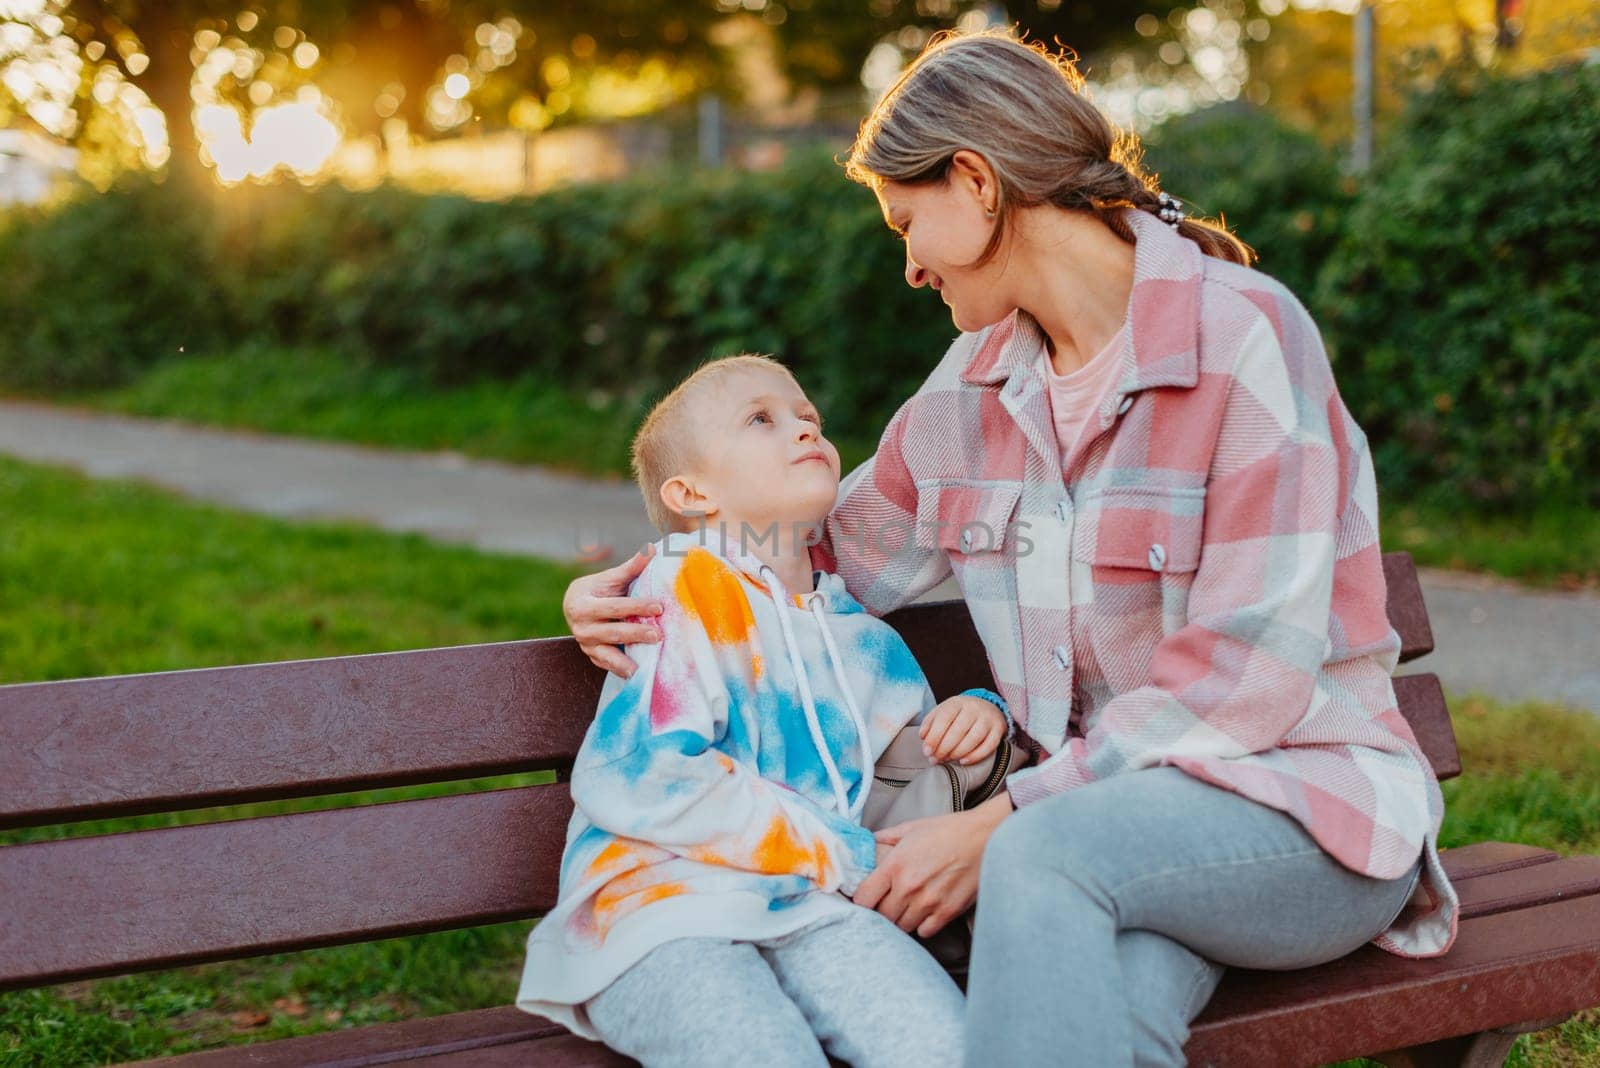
top-left (1144, 102), bottom-right (1355, 309)
top-left (1, 63), bottom-right (1595, 508)
top-left (1315, 62), bottom-right (1600, 508)
top-left (0, 153), bottom-right (953, 442)
top-left (0, 181), bottom-right (226, 390)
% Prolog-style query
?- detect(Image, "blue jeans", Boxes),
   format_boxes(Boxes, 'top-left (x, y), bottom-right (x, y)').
top-left (965, 766), bottom-right (1422, 1066)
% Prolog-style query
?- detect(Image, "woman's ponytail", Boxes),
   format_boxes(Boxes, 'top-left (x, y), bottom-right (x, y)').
top-left (848, 28), bottom-right (1254, 267)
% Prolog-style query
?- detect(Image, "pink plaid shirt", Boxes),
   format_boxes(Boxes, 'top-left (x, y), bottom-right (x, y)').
top-left (815, 209), bottom-right (1458, 958)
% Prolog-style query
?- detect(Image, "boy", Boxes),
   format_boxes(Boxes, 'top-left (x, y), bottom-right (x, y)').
top-left (516, 355), bottom-right (1008, 1066)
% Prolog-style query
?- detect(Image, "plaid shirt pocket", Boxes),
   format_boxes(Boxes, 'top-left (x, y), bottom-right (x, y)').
top-left (1075, 485), bottom-right (1206, 574)
top-left (914, 480), bottom-right (1024, 560)
top-left (1073, 486), bottom-right (1207, 656)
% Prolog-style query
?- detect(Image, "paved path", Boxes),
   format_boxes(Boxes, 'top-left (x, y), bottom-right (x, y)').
top-left (3, 400), bottom-right (1596, 713)
top-left (0, 401), bottom-right (653, 562)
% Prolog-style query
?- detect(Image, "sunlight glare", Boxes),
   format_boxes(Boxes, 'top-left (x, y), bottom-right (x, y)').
top-left (200, 99), bottom-right (341, 184)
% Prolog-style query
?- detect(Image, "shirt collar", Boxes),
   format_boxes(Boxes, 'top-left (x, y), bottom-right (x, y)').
top-left (960, 208), bottom-right (1203, 397)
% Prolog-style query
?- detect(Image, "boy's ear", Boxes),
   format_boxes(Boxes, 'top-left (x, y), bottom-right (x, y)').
top-left (660, 475), bottom-right (718, 525)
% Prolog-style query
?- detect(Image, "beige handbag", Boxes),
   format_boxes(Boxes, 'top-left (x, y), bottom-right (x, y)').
top-left (860, 724), bottom-right (1027, 978)
top-left (862, 727), bottom-right (1023, 831)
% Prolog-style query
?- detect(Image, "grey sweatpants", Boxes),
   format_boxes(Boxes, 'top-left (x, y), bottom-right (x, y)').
top-left (585, 905), bottom-right (966, 1068)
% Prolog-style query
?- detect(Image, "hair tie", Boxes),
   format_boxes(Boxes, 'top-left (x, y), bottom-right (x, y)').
top-left (1156, 192), bottom-right (1185, 229)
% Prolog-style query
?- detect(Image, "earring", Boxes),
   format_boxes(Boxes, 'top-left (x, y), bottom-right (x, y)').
top-left (984, 207), bottom-right (996, 219)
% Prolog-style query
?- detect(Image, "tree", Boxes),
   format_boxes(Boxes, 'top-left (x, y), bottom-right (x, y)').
top-left (6, 0), bottom-right (735, 181)
top-left (4, 0), bottom-right (1190, 184)
top-left (767, 0), bottom-right (1191, 87)
top-left (1249, 0), bottom-right (1599, 144)
top-left (62, 0), bottom-right (237, 178)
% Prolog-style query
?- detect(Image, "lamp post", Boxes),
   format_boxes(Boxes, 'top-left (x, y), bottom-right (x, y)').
top-left (1352, 0), bottom-right (1376, 174)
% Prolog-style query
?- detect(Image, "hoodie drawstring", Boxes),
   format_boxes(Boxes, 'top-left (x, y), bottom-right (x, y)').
top-left (757, 565), bottom-right (873, 820)
top-left (809, 597), bottom-right (876, 821)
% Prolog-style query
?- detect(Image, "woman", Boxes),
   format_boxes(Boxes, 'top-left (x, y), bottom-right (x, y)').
top-left (563, 29), bottom-right (1458, 1065)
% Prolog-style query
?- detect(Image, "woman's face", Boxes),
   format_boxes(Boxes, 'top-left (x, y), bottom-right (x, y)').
top-left (877, 173), bottom-right (1013, 333)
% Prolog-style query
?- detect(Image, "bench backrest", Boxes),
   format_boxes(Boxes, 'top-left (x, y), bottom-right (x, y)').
top-left (0, 552), bottom-right (1453, 992)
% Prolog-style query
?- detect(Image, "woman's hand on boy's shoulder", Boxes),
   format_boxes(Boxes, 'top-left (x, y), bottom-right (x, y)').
top-left (564, 543), bottom-right (664, 680)
top-left (918, 694), bottom-right (1006, 766)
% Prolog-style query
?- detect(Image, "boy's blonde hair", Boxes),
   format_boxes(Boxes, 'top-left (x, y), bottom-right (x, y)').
top-left (632, 354), bottom-right (799, 533)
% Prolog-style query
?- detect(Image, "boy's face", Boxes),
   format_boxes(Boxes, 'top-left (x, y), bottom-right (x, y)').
top-left (676, 367), bottom-right (841, 533)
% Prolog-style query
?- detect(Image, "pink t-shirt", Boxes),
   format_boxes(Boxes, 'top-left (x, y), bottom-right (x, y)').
top-left (1040, 323), bottom-right (1127, 466)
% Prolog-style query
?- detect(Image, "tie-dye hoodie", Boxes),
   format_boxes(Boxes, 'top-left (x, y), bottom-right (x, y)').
top-left (516, 528), bottom-right (962, 1037)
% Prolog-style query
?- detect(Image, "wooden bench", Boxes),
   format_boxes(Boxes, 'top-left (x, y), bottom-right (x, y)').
top-left (3, 551), bottom-right (1598, 1067)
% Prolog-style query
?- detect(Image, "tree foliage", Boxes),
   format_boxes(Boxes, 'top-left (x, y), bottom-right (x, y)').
top-left (1251, 0), bottom-right (1598, 142)
top-left (2, 0), bottom-right (1178, 184)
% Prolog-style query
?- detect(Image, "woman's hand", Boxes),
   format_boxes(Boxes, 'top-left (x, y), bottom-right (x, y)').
top-left (854, 792), bottom-right (1014, 937)
top-left (563, 545), bottom-right (663, 678)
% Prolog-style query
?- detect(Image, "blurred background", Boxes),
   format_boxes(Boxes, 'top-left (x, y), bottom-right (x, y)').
top-left (1, 1), bottom-right (1598, 1064)
top-left (1, 0), bottom-right (1595, 516)
top-left (1, 0), bottom-right (1597, 514)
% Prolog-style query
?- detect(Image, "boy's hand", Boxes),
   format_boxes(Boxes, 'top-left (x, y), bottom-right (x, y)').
top-left (919, 694), bottom-right (1006, 766)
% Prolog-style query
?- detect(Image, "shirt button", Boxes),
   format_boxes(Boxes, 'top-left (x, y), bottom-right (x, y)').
top-left (959, 530), bottom-right (973, 552)
top-left (1117, 395), bottom-right (1135, 416)
top-left (1052, 644), bottom-right (1070, 671)
top-left (1054, 500), bottom-right (1070, 524)
top-left (1148, 543), bottom-right (1167, 571)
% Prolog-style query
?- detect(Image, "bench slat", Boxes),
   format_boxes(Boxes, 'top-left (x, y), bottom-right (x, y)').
top-left (0, 639), bottom-right (602, 831)
top-left (0, 786), bottom-right (570, 991)
top-left (418, 1031), bottom-right (626, 1066)
top-left (0, 610), bottom-right (993, 833)
top-left (1393, 672), bottom-right (1460, 780)
top-left (1439, 840), bottom-right (1559, 881)
top-left (133, 858), bottom-right (1600, 1068)
top-left (0, 745), bottom-right (1576, 997)
top-left (1384, 551), bottom-right (1435, 664)
top-left (1187, 890), bottom-right (1600, 1066)
top-left (1455, 856), bottom-right (1600, 920)
top-left (0, 554), bottom-right (1438, 831)
top-left (128, 1006), bottom-right (568, 1068)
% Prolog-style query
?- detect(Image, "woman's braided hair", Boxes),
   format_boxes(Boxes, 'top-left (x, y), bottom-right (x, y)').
top-left (845, 27), bottom-right (1253, 268)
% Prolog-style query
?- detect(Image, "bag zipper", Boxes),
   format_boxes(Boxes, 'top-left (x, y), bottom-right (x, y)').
top-left (878, 737), bottom-right (1018, 814)
top-left (967, 738), bottom-right (1015, 809)
top-left (944, 763), bottom-right (963, 812)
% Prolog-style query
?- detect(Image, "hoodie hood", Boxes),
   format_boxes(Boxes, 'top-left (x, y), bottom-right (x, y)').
top-left (660, 529), bottom-right (866, 616)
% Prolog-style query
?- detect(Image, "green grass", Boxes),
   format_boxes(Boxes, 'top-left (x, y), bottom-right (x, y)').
top-left (1438, 693), bottom-right (1600, 857)
top-left (84, 346), bottom-right (645, 481)
top-left (0, 454), bottom-right (580, 684)
top-left (1383, 493), bottom-right (1600, 591)
top-left (71, 347), bottom-right (883, 483)
top-left (0, 456), bottom-right (1597, 1065)
top-left (0, 923), bottom-right (535, 1065)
